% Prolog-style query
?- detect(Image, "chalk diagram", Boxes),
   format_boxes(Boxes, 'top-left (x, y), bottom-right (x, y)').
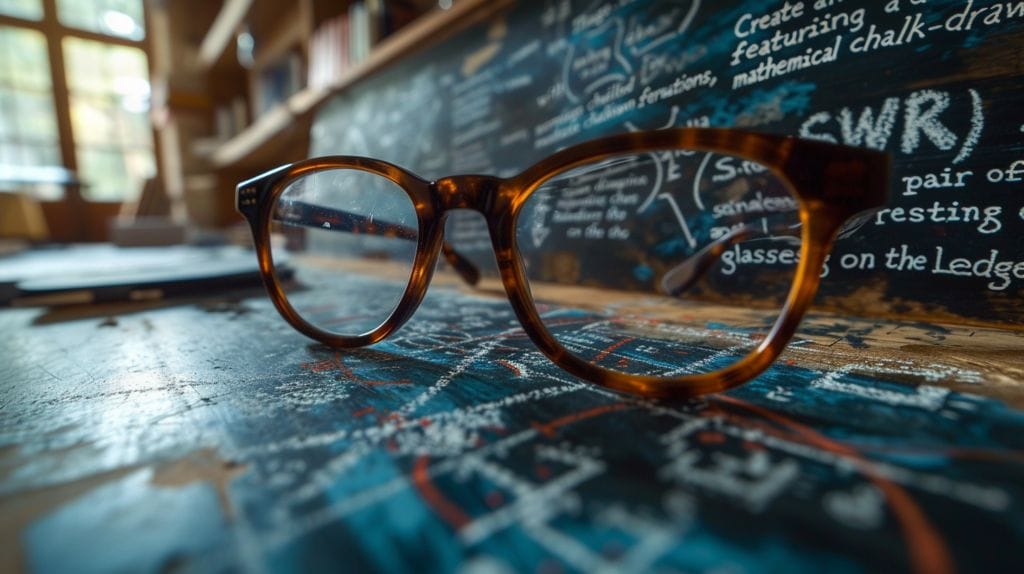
top-left (7, 271), bottom-right (1024, 573)
top-left (223, 284), bottom-right (1024, 572)
top-left (562, 0), bottom-right (702, 104)
top-left (314, 68), bottom-right (447, 170)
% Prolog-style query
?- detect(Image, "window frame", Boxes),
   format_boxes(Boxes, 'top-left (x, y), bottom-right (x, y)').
top-left (0, 0), bottom-right (159, 239)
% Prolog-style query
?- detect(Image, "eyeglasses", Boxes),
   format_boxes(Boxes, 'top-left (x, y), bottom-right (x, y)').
top-left (236, 128), bottom-right (888, 398)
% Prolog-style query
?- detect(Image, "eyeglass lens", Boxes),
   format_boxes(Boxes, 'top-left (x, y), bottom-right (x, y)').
top-left (270, 168), bottom-right (420, 337)
top-left (515, 150), bottom-right (801, 376)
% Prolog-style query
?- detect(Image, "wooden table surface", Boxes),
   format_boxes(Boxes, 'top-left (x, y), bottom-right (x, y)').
top-left (2, 277), bottom-right (1023, 573)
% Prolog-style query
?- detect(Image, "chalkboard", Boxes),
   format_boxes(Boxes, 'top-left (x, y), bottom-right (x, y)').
top-left (310, 0), bottom-right (1024, 326)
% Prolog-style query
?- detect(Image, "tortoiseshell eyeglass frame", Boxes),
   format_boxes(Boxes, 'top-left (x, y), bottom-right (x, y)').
top-left (237, 128), bottom-right (889, 399)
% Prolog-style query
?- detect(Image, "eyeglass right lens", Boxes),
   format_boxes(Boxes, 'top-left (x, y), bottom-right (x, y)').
top-left (515, 149), bottom-right (803, 378)
top-left (269, 168), bottom-right (419, 338)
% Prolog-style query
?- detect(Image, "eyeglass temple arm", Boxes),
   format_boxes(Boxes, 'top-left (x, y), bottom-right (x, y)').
top-left (660, 205), bottom-right (882, 296)
top-left (276, 201), bottom-right (480, 286)
top-left (660, 223), bottom-right (799, 296)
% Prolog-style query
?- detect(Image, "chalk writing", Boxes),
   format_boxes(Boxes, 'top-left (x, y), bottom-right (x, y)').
top-left (309, 0), bottom-right (1024, 324)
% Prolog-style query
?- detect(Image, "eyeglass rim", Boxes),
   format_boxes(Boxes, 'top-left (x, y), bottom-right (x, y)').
top-left (236, 127), bottom-right (889, 398)
top-left (240, 157), bottom-right (437, 349)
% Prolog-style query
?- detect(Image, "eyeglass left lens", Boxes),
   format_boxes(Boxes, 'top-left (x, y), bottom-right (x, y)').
top-left (270, 168), bottom-right (419, 338)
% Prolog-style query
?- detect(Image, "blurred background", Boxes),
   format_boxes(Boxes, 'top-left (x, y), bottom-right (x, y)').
top-left (0, 0), bottom-right (439, 251)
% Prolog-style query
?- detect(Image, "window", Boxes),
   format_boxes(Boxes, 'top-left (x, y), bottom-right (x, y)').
top-left (57, 0), bottom-right (144, 41)
top-left (0, 25), bottom-right (62, 197)
top-left (0, 0), bottom-right (153, 203)
top-left (64, 37), bottom-right (153, 200)
top-left (0, 0), bottom-right (42, 21)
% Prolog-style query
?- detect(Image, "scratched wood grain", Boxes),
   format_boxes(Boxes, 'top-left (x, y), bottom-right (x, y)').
top-left (1, 275), bottom-right (1023, 573)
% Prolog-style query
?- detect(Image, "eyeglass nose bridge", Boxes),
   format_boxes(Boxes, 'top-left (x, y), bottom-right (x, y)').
top-left (432, 175), bottom-right (505, 216)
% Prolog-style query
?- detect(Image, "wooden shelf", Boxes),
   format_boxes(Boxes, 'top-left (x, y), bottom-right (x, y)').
top-left (200, 0), bottom-right (503, 172)
top-left (199, 0), bottom-right (254, 69)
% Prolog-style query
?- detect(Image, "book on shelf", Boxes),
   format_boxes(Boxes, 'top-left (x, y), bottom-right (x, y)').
top-left (257, 50), bottom-right (304, 115)
top-left (349, 1), bottom-right (369, 66)
top-left (308, 10), bottom-right (349, 90)
top-left (214, 96), bottom-right (250, 140)
top-left (307, 0), bottom-right (428, 90)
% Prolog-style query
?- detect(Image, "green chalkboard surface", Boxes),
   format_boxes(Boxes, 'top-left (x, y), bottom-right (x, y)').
top-left (310, 0), bottom-right (1024, 326)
